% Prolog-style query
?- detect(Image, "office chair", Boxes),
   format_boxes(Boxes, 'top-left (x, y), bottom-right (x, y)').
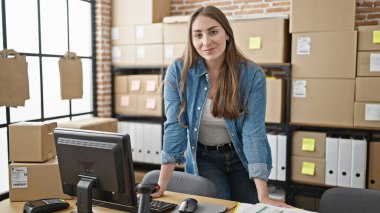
top-left (141, 170), bottom-right (217, 198)
top-left (319, 187), bottom-right (380, 213)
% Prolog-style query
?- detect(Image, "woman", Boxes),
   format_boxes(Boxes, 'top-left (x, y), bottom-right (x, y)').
top-left (153, 5), bottom-right (290, 207)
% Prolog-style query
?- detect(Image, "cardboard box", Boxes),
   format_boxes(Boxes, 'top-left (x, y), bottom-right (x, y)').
top-left (292, 31), bottom-right (357, 79)
top-left (8, 158), bottom-right (71, 201)
top-left (136, 44), bottom-right (163, 66)
top-left (112, 45), bottom-right (136, 66)
top-left (115, 94), bottom-right (139, 116)
top-left (230, 18), bottom-right (289, 63)
top-left (58, 117), bottom-right (117, 132)
top-left (355, 77), bottom-right (380, 102)
top-left (112, 0), bottom-right (170, 26)
top-left (127, 75), bottom-right (143, 94)
top-left (292, 156), bottom-right (325, 186)
top-left (114, 75), bottom-right (128, 94)
top-left (163, 16), bottom-right (189, 44)
top-left (292, 131), bottom-right (326, 158)
top-left (368, 142), bottom-right (380, 190)
top-left (135, 23), bottom-right (163, 44)
top-left (140, 75), bottom-right (162, 94)
top-left (291, 79), bottom-right (355, 127)
top-left (357, 51), bottom-right (380, 77)
top-left (294, 196), bottom-right (320, 212)
top-left (9, 122), bottom-right (57, 162)
top-left (290, 0), bottom-right (355, 33)
top-left (111, 26), bottom-right (135, 45)
top-left (138, 94), bottom-right (163, 117)
top-left (358, 26), bottom-right (380, 51)
top-left (164, 43), bottom-right (186, 66)
top-left (265, 78), bottom-right (284, 123)
top-left (354, 102), bottom-right (380, 128)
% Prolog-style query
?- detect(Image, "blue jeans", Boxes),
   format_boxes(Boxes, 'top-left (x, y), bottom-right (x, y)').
top-left (196, 145), bottom-right (259, 204)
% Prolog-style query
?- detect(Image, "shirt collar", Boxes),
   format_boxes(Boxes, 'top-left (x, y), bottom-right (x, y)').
top-left (190, 57), bottom-right (208, 77)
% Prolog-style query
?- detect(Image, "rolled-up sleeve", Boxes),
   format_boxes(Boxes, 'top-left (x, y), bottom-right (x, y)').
top-left (241, 68), bottom-right (272, 181)
top-left (161, 62), bottom-right (188, 165)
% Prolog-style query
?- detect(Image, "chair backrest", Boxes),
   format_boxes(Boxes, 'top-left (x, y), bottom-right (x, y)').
top-left (141, 170), bottom-right (217, 198)
top-left (319, 187), bottom-right (380, 213)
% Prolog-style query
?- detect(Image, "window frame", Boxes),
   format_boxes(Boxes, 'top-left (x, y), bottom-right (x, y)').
top-left (0, 0), bottom-right (96, 200)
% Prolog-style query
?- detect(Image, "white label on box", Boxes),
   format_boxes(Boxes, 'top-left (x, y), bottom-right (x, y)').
top-left (112, 47), bottom-right (121, 62)
top-left (297, 37), bottom-right (311, 55)
top-left (165, 45), bottom-right (174, 58)
top-left (130, 80), bottom-right (141, 91)
top-left (111, 27), bottom-right (119, 40)
top-left (146, 98), bottom-right (156, 109)
top-left (370, 53), bottom-right (380, 72)
top-left (365, 104), bottom-right (380, 121)
top-left (136, 26), bottom-right (145, 39)
top-left (146, 80), bottom-right (156, 92)
top-left (120, 95), bottom-right (130, 106)
top-left (10, 167), bottom-right (28, 188)
top-left (137, 46), bottom-right (145, 58)
top-left (293, 80), bottom-right (307, 98)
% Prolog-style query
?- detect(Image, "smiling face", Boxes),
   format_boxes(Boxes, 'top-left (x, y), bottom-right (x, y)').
top-left (191, 15), bottom-right (229, 65)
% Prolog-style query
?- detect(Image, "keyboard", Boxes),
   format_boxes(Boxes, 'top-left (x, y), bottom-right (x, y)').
top-left (149, 200), bottom-right (178, 213)
top-left (137, 198), bottom-right (178, 213)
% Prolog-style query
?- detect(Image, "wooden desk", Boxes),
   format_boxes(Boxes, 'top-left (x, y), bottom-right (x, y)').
top-left (0, 191), bottom-right (238, 212)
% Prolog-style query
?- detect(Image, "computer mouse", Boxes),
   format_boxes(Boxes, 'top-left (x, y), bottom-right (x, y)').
top-left (178, 198), bottom-right (198, 213)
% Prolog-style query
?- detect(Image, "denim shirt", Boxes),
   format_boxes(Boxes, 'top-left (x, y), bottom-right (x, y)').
top-left (160, 58), bottom-right (272, 181)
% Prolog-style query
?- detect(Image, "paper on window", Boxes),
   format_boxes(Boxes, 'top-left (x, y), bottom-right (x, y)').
top-left (112, 47), bottom-right (121, 62)
top-left (365, 104), bottom-right (380, 121)
top-left (130, 80), bottom-right (141, 91)
top-left (370, 53), bottom-right (380, 72)
top-left (112, 27), bottom-right (119, 40)
top-left (293, 80), bottom-right (307, 98)
top-left (146, 98), bottom-right (156, 109)
top-left (146, 80), bottom-right (156, 92)
top-left (11, 167), bottom-right (28, 188)
top-left (297, 37), bottom-right (311, 55)
top-left (165, 45), bottom-right (174, 58)
top-left (136, 26), bottom-right (145, 39)
top-left (137, 46), bottom-right (145, 58)
top-left (120, 95), bottom-right (129, 106)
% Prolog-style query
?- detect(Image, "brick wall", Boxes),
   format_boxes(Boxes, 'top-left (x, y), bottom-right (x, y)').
top-left (95, 0), bottom-right (380, 117)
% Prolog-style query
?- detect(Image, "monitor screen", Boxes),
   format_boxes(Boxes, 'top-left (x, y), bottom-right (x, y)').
top-left (54, 128), bottom-right (137, 212)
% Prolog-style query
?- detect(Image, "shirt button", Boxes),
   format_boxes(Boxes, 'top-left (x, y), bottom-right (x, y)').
top-left (231, 133), bottom-right (235, 136)
top-left (204, 87), bottom-right (207, 90)
top-left (192, 146), bottom-right (195, 149)
top-left (197, 107), bottom-right (201, 110)
top-left (194, 128), bottom-right (198, 132)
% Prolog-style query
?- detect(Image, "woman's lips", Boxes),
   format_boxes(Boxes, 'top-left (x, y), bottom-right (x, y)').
top-left (203, 48), bottom-right (215, 54)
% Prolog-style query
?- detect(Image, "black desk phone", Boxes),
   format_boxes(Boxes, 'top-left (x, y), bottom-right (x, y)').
top-left (23, 198), bottom-right (69, 213)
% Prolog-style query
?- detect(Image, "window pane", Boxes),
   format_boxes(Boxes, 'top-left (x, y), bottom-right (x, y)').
top-left (0, 128), bottom-right (9, 194)
top-left (42, 57), bottom-right (69, 118)
top-left (6, 0), bottom-right (39, 53)
top-left (69, 0), bottom-right (91, 56)
top-left (72, 59), bottom-right (93, 114)
top-left (0, 107), bottom-right (5, 124)
top-left (10, 56), bottom-right (41, 122)
top-left (47, 117), bottom-right (70, 124)
top-left (40, 0), bottom-right (68, 55)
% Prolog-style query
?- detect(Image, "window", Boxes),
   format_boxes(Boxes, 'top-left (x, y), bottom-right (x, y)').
top-left (0, 0), bottom-right (95, 197)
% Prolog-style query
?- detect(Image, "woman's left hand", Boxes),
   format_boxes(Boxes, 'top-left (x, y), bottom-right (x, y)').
top-left (259, 197), bottom-right (294, 208)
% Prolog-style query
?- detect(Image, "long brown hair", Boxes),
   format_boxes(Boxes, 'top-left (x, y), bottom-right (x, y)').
top-left (178, 5), bottom-right (251, 125)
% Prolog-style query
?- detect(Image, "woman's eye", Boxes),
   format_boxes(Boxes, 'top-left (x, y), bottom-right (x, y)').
top-left (194, 33), bottom-right (202, 39)
top-left (210, 30), bottom-right (218, 35)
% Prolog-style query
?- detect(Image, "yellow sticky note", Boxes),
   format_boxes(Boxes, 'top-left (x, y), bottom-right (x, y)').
top-left (249, 37), bottom-right (261, 49)
top-left (301, 161), bottom-right (315, 176)
top-left (302, 138), bottom-right (315, 152)
top-left (266, 77), bottom-right (276, 80)
top-left (373, 30), bottom-right (380, 44)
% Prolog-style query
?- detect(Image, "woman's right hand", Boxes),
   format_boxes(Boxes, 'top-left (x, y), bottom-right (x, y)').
top-left (150, 164), bottom-right (176, 198)
top-left (150, 186), bottom-right (166, 198)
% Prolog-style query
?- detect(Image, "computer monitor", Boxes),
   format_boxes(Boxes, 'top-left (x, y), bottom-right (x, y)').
top-left (54, 128), bottom-right (138, 213)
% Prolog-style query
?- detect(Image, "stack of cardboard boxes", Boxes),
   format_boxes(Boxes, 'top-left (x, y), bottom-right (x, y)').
top-left (114, 74), bottom-right (163, 117)
top-left (290, 0), bottom-right (356, 127)
top-left (163, 16), bottom-right (188, 66)
top-left (8, 122), bottom-right (70, 201)
top-left (355, 26), bottom-right (380, 128)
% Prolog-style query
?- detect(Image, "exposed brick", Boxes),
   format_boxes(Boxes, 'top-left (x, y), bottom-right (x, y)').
top-left (356, 14), bottom-right (366, 20)
top-left (272, 1), bottom-right (290, 7)
top-left (234, 0), bottom-right (262, 3)
top-left (368, 13), bottom-right (380, 19)
top-left (241, 3), bottom-right (270, 9)
top-left (266, 7), bottom-right (289, 13)
top-left (357, 7), bottom-right (380, 13)
top-left (356, 20), bottom-right (379, 26)
top-left (375, 1), bottom-right (380, 7)
top-left (235, 9), bottom-right (264, 15)
top-left (356, 1), bottom-right (373, 7)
